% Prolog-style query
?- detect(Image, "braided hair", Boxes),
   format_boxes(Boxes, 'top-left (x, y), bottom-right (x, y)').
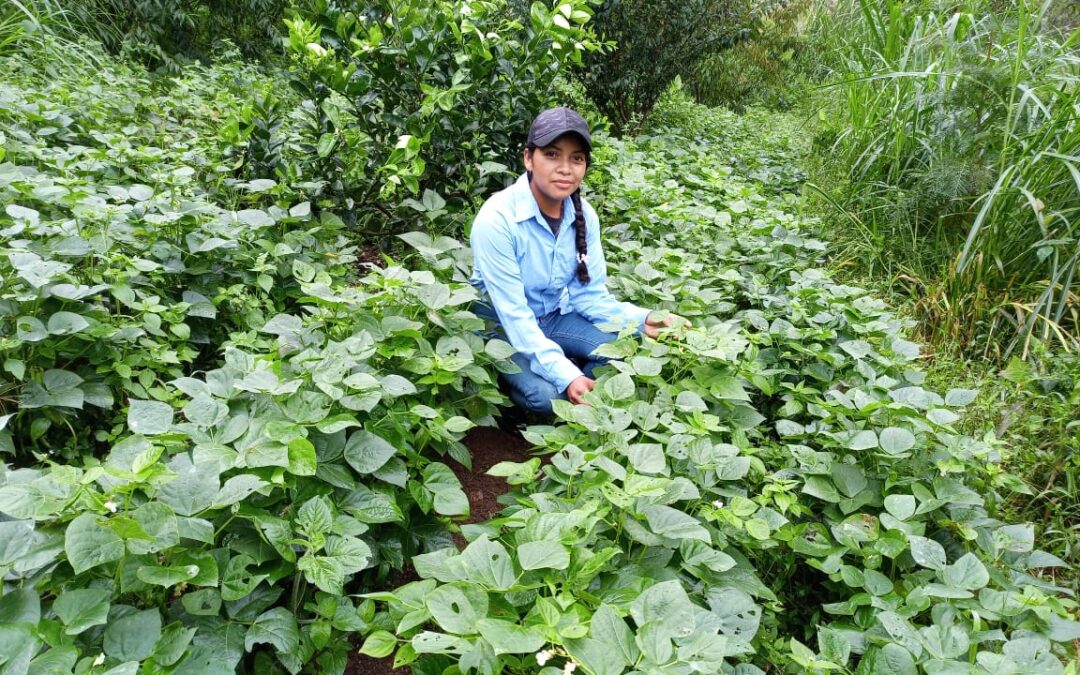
top-left (569, 189), bottom-right (590, 284)
top-left (526, 145), bottom-right (591, 285)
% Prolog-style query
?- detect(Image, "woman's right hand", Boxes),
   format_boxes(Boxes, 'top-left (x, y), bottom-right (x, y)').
top-left (566, 375), bottom-right (595, 405)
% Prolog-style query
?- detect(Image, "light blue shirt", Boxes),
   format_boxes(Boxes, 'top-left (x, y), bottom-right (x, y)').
top-left (470, 173), bottom-right (650, 392)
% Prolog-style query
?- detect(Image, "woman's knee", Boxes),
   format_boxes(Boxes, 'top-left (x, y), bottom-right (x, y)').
top-left (510, 380), bottom-right (561, 417)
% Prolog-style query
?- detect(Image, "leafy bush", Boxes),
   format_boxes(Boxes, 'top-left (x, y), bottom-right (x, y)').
top-left (810, 0), bottom-right (1080, 359)
top-left (283, 0), bottom-right (600, 237)
top-left (570, 0), bottom-right (792, 133)
top-left (687, 0), bottom-right (816, 111)
top-left (66, 0), bottom-right (287, 67)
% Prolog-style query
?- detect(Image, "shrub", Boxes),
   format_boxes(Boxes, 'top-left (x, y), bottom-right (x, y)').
top-left (571, 0), bottom-right (792, 133)
top-left (284, 0), bottom-right (601, 238)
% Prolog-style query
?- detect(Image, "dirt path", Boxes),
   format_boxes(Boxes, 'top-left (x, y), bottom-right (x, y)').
top-left (344, 426), bottom-right (534, 674)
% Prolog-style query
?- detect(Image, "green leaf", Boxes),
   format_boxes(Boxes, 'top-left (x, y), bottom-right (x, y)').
top-left (878, 427), bottom-right (916, 454)
top-left (297, 496), bottom-right (333, 540)
top-left (590, 604), bottom-right (640, 664)
top-left (517, 541), bottom-right (570, 570)
top-left (941, 552), bottom-right (989, 590)
top-left (643, 504), bottom-right (710, 542)
top-left (460, 536), bottom-right (515, 590)
top-left (817, 626), bottom-right (850, 665)
top-left (65, 512), bottom-right (124, 574)
top-left (426, 582), bottom-right (488, 634)
top-left (46, 311), bottom-right (89, 335)
top-left (603, 373), bottom-right (635, 401)
top-left (244, 607), bottom-right (300, 654)
top-left (360, 630), bottom-right (397, 658)
top-left (831, 463), bottom-right (867, 497)
top-left (944, 388), bottom-right (978, 406)
top-left (127, 399), bottom-right (173, 435)
top-left (847, 430), bottom-right (878, 450)
top-left (802, 476), bottom-right (842, 503)
top-left (423, 462), bottom-right (468, 516)
top-left (626, 443), bottom-right (666, 474)
top-left (103, 608), bottom-right (162, 661)
top-left (475, 619), bottom-right (544, 654)
top-left (883, 494), bottom-right (916, 521)
top-left (909, 535), bottom-right (947, 571)
top-left (344, 430), bottom-right (398, 474)
top-left (15, 316), bottom-right (47, 342)
top-left (287, 438), bottom-right (317, 476)
top-left (181, 589), bottom-right (221, 616)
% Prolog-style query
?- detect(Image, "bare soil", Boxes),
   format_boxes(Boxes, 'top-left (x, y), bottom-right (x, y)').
top-left (343, 426), bottom-right (534, 675)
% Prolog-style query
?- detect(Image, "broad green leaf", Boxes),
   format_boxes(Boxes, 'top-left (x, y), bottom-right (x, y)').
top-left (297, 496), bottom-right (333, 539)
top-left (344, 430), bottom-right (398, 474)
top-left (941, 552), bottom-right (989, 590)
top-left (630, 580), bottom-right (695, 641)
top-left (475, 619), bottom-right (544, 654)
top-left (817, 626), bottom-right (851, 665)
top-left (181, 589), bottom-right (221, 616)
top-left (287, 438), bottom-right (317, 476)
top-left (65, 513), bottom-right (123, 574)
top-left (127, 399), bottom-right (173, 435)
top-left (46, 311), bottom-right (89, 335)
top-left (0, 588), bottom-right (38, 629)
top-left (244, 607), bottom-right (300, 654)
top-left (103, 608), bottom-right (162, 661)
top-left (847, 430), bottom-right (878, 450)
top-left (137, 564), bottom-right (200, 587)
top-left (944, 388), bottom-right (978, 406)
top-left (460, 536), bottom-right (515, 590)
top-left (643, 504), bottom-right (710, 542)
top-left (517, 541), bottom-right (570, 570)
top-left (909, 535), bottom-right (947, 571)
top-left (878, 427), bottom-right (916, 455)
top-left (360, 630), bottom-right (397, 658)
top-left (884, 494), bottom-right (916, 521)
top-left (426, 582), bottom-right (488, 634)
top-left (590, 604), bottom-right (640, 664)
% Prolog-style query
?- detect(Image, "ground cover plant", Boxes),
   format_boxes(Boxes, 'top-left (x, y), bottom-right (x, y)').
top-left (0, 10), bottom-right (1078, 675)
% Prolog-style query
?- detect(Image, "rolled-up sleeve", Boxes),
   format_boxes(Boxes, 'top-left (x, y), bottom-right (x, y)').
top-left (471, 208), bottom-right (584, 392)
top-left (568, 202), bottom-right (650, 331)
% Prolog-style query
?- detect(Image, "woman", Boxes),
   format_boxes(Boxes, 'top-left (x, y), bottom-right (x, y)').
top-left (470, 107), bottom-right (684, 417)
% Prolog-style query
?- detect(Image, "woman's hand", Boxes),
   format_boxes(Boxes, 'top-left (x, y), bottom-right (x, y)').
top-left (566, 375), bottom-right (595, 405)
top-left (644, 311), bottom-right (692, 339)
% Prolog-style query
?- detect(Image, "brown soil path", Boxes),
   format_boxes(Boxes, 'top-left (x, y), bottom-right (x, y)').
top-left (344, 426), bottom-right (534, 674)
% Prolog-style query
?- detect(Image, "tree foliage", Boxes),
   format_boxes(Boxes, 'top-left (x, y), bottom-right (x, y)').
top-left (284, 0), bottom-right (600, 236)
top-left (571, 0), bottom-right (759, 133)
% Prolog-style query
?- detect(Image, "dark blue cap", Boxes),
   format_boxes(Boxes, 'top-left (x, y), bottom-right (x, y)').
top-left (527, 107), bottom-right (592, 151)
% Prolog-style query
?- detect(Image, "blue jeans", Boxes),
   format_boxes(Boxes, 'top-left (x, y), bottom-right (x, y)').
top-left (475, 303), bottom-right (617, 417)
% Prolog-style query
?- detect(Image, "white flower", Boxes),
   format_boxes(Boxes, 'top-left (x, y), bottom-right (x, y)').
top-left (536, 649), bottom-right (553, 666)
top-left (93, 653), bottom-right (105, 666)
top-left (712, 499), bottom-right (724, 509)
top-left (103, 498), bottom-right (118, 513)
top-left (563, 661), bottom-right (577, 674)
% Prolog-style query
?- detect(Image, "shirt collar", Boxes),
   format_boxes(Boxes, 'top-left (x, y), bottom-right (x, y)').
top-left (511, 172), bottom-right (570, 226)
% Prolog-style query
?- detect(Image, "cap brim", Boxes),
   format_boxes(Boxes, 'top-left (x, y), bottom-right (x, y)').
top-left (532, 129), bottom-right (591, 151)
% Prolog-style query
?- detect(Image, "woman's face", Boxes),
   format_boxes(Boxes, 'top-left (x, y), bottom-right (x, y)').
top-left (523, 134), bottom-right (588, 209)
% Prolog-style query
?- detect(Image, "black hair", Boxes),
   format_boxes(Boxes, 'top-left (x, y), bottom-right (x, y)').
top-left (526, 140), bottom-right (591, 284)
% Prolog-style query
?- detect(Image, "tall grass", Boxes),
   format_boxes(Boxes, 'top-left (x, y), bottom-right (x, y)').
top-left (812, 0), bottom-right (1080, 360)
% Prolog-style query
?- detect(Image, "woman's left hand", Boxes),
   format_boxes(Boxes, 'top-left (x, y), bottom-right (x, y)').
top-left (644, 311), bottom-right (691, 338)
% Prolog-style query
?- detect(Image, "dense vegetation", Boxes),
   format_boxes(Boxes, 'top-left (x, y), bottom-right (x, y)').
top-left (0, 0), bottom-right (1077, 674)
